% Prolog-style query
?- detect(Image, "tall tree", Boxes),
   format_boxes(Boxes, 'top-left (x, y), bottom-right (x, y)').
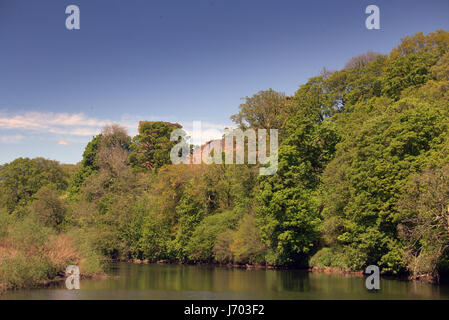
top-left (129, 121), bottom-right (182, 170)
top-left (231, 89), bottom-right (289, 130)
top-left (0, 158), bottom-right (68, 214)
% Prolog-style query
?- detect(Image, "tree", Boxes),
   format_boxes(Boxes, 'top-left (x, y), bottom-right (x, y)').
top-left (398, 166), bottom-right (449, 281)
top-left (382, 50), bottom-right (439, 100)
top-left (129, 121), bottom-right (182, 171)
top-left (0, 158), bottom-right (68, 214)
top-left (70, 125), bottom-right (137, 258)
top-left (319, 90), bottom-right (449, 273)
top-left (432, 51), bottom-right (449, 81)
top-left (231, 89), bottom-right (289, 130)
top-left (185, 210), bottom-right (239, 262)
top-left (344, 51), bottom-right (382, 70)
top-left (69, 134), bottom-right (102, 196)
top-left (95, 124), bottom-right (131, 177)
top-left (172, 185), bottom-right (205, 260)
top-left (382, 29), bottom-right (449, 100)
top-left (390, 30), bottom-right (449, 59)
top-left (230, 213), bottom-right (267, 264)
top-left (30, 186), bottom-right (67, 231)
top-left (256, 96), bottom-right (339, 265)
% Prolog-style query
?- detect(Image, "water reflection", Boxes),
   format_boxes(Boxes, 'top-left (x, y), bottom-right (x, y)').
top-left (2, 262), bottom-right (449, 300)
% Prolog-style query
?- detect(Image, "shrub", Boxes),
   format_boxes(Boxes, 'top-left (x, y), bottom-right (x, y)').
top-left (309, 248), bottom-right (352, 270)
top-left (185, 210), bottom-right (239, 262)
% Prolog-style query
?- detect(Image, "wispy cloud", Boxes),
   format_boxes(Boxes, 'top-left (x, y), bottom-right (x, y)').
top-left (0, 111), bottom-right (233, 147)
top-left (57, 139), bottom-right (69, 146)
top-left (0, 134), bottom-right (24, 144)
top-left (0, 111), bottom-right (108, 137)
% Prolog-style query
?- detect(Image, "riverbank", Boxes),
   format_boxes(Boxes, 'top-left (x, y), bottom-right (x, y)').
top-left (121, 258), bottom-right (442, 283)
top-left (4, 262), bottom-right (449, 300)
top-left (121, 257), bottom-right (291, 270)
top-left (122, 258), bottom-right (369, 276)
top-left (0, 220), bottom-right (104, 294)
top-left (1, 257), bottom-right (443, 298)
top-left (0, 272), bottom-right (108, 295)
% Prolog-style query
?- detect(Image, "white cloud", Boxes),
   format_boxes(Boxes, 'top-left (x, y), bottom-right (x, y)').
top-left (57, 139), bottom-right (69, 146)
top-left (0, 111), bottom-right (233, 146)
top-left (181, 121), bottom-right (235, 146)
top-left (0, 111), bottom-right (108, 137)
top-left (0, 135), bottom-right (24, 144)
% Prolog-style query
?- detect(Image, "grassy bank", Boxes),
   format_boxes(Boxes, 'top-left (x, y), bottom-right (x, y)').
top-left (0, 211), bottom-right (103, 293)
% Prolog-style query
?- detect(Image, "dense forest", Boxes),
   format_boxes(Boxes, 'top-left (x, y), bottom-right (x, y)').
top-left (1, 30), bottom-right (449, 291)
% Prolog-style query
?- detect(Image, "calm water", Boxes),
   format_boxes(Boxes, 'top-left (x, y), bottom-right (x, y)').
top-left (2, 262), bottom-right (449, 299)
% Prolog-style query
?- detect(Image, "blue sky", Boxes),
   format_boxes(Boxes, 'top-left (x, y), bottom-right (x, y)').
top-left (0, 0), bottom-right (448, 164)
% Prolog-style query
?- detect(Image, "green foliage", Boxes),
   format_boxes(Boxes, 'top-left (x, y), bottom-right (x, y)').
top-left (315, 30), bottom-right (449, 276)
top-left (133, 164), bottom-right (258, 263)
top-left (230, 88), bottom-right (289, 130)
top-left (64, 29), bottom-right (447, 278)
top-left (129, 121), bottom-right (182, 171)
top-left (0, 213), bottom-right (101, 291)
top-left (213, 230), bottom-right (235, 264)
top-left (256, 102), bottom-right (339, 265)
top-left (382, 30), bottom-right (449, 100)
top-left (0, 253), bottom-right (50, 290)
top-left (3, 30), bottom-right (449, 292)
top-left (382, 50), bottom-right (439, 100)
top-left (138, 209), bottom-right (172, 260)
top-left (29, 186), bottom-right (67, 231)
top-left (229, 213), bottom-right (266, 264)
top-left (432, 51), bottom-right (449, 81)
top-left (172, 186), bottom-right (205, 260)
top-left (309, 248), bottom-right (352, 270)
top-left (0, 157), bottom-right (68, 214)
top-left (185, 210), bottom-right (239, 262)
top-left (0, 208), bottom-right (11, 238)
top-left (397, 166), bottom-right (449, 279)
top-left (69, 134), bottom-right (101, 196)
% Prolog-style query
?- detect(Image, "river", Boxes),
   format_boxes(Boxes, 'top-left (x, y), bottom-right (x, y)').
top-left (2, 262), bottom-right (449, 299)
